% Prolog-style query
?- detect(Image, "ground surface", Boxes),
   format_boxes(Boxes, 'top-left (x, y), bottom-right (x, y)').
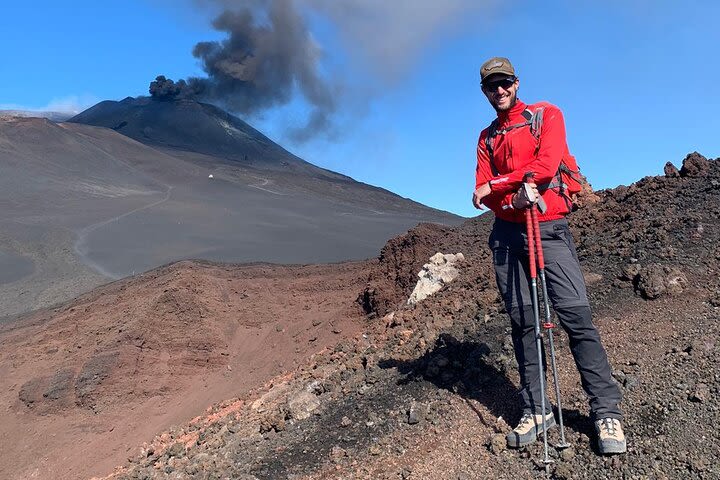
top-left (1, 153), bottom-right (719, 480)
top-left (0, 259), bottom-right (372, 480)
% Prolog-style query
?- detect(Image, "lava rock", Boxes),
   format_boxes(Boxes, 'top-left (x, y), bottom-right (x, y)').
top-left (166, 442), bottom-right (185, 459)
top-left (620, 263), bottom-right (642, 281)
top-left (488, 433), bottom-right (506, 454)
top-left (407, 252), bottom-right (465, 305)
top-left (637, 264), bottom-right (688, 299)
top-left (559, 446), bottom-right (576, 461)
top-left (330, 445), bottom-right (348, 463)
top-left (680, 152), bottom-right (710, 177)
top-left (689, 383), bottom-right (709, 403)
top-left (259, 408), bottom-right (286, 433)
top-left (583, 272), bottom-right (603, 284)
top-left (624, 375), bottom-right (640, 390)
top-left (664, 162), bottom-right (681, 178)
top-left (407, 403), bottom-right (424, 425)
top-left (708, 291), bottom-right (720, 307)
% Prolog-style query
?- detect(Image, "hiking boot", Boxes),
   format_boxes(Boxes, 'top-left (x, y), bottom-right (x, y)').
top-left (506, 412), bottom-right (556, 448)
top-left (595, 417), bottom-right (626, 454)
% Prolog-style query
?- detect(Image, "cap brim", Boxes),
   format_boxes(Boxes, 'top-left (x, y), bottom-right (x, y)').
top-left (482, 72), bottom-right (515, 84)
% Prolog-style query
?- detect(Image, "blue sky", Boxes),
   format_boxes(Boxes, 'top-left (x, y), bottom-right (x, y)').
top-left (2, 1), bottom-right (719, 217)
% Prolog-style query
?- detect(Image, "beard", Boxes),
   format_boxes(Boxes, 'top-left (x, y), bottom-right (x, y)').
top-left (491, 88), bottom-right (518, 112)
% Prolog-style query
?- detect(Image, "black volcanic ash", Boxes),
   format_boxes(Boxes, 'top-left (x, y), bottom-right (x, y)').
top-left (149, 76), bottom-right (196, 100)
top-left (149, 0), bottom-right (336, 141)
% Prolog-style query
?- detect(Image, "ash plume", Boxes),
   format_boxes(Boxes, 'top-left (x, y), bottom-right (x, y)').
top-left (150, 0), bottom-right (336, 141)
top-left (150, 0), bottom-right (489, 142)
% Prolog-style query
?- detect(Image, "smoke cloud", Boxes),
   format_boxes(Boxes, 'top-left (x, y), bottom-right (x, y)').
top-left (149, 76), bottom-right (195, 100)
top-left (150, 0), bottom-right (490, 142)
top-left (150, 0), bottom-right (335, 141)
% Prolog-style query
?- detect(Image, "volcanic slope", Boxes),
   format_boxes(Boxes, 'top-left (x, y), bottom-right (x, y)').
top-left (0, 112), bottom-right (461, 319)
top-left (96, 152), bottom-right (718, 480)
top-left (68, 96), bottom-right (447, 214)
top-left (69, 96), bottom-right (329, 175)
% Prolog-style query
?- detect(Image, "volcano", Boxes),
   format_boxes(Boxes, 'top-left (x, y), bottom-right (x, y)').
top-left (68, 96), bottom-right (338, 177)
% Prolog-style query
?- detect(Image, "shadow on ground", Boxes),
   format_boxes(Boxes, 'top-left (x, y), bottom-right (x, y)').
top-left (379, 332), bottom-right (599, 451)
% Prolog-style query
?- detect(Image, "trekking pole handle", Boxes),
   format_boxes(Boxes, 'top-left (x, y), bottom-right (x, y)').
top-left (531, 207), bottom-right (545, 270)
top-left (522, 171), bottom-right (548, 214)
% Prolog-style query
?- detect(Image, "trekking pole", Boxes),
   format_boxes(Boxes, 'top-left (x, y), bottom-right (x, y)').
top-left (524, 203), bottom-right (552, 467)
top-left (530, 206), bottom-right (570, 450)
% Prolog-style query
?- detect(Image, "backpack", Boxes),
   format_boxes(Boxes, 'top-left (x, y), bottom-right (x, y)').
top-left (484, 108), bottom-right (585, 210)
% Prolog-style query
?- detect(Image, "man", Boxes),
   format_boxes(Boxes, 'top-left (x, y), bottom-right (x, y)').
top-left (472, 57), bottom-right (626, 454)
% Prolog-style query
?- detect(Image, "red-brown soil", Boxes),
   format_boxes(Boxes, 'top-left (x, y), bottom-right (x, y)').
top-left (0, 260), bottom-right (370, 480)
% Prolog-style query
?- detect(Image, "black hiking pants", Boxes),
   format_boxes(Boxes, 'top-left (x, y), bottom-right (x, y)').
top-left (489, 217), bottom-right (622, 421)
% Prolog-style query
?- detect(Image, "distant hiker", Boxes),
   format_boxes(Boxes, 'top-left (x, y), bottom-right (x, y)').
top-left (471, 57), bottom-right (626, 455)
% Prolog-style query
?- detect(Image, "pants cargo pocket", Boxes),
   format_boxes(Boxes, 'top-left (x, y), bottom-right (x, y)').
top-left (545, 258), bottom-right (588, 308)
top-left (492, 245), bottom-right (511, 306)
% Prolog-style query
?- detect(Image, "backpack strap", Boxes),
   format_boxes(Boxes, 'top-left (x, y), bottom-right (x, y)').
top-left (529, 108), bottom-right (543, 138)
top-left (540, 163), bottom-right (582, 189)
top-left (484, 108), bottom-right (544, 176)
top-left (537, 178), bottom-right (566, 192)
top-left (485, 119), bottom-right (500, 176)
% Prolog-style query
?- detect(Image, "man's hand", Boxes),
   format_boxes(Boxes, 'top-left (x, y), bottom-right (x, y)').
top-left (472, 182), bottom-right (492, 209)
top-left (512, 182), bottom-right (539, 209)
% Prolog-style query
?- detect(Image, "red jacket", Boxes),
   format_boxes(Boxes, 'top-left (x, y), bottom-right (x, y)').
top-left (476, 100), bottom-right (572, 223)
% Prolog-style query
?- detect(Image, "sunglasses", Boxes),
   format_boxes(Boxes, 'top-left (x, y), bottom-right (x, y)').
top-left (482, 77), bottom-right (516, 91)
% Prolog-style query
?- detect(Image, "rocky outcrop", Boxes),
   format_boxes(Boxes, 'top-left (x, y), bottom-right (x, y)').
top-left (679, 152), bottom-right (710, 177)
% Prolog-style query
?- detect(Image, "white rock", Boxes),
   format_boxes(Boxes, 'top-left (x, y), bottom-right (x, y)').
top-left (429, 252), bottom-right (445, 265)
top-left (407, 252), bottom-right (465, 305)
top-left (438, 267), bottom-right (459, 284)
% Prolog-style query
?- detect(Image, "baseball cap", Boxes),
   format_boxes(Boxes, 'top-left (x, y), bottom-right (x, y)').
top-left (480, 57), bottom-right (515, 83)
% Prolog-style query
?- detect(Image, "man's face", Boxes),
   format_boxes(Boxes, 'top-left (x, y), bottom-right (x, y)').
top-left (482, 75), bottom-right (519, 112)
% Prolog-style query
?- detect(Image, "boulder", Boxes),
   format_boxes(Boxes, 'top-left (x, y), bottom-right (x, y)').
top-left (636, 264), bottom-right (688, 299)
top-left (407, 252), bottom-right (465, 305)
top-left (680, 152), bottom-right (710, 177)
